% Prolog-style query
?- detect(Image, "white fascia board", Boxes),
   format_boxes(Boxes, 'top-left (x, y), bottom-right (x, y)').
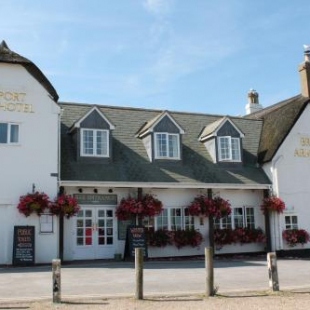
top-left (60, 180), bottom-right (271, 190)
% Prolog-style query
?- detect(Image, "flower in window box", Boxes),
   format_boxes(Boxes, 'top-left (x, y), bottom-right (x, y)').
top-left (188, 195), bottom-right (231, 219)
top-left (173, 229), bottom-right (203, 249)
top-left (260, 196), bottom-right (285, 215)
top-left (50, 194), bottom-right (80, 219)
top-left (146, 228), bottom-right (173, 247)
top-left (17, 192), bottom-right (50, 217)
top-left (282, 229), bottom-right (310, 247)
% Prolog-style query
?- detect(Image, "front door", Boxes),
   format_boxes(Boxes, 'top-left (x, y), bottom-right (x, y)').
top-left (74, 206), bottom-right (116, 260)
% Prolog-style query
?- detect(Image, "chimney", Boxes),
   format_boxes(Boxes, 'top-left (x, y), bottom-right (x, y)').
top-left (298, 45), bottom-right (310, 97)
top-left (245, 89), bottom-right (263, 114)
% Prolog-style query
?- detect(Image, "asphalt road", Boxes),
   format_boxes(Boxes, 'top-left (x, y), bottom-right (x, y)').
top-left (0, 256), bottom-right (309, 303)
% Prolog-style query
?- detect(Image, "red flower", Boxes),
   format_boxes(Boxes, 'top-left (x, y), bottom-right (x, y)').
top-left (282, 229), bottom-right (310, 247)
top-left (17, 192), bottom-right (50, 217)
top-left (188, 195), bottom-right (231, 219)
top-left (261, 197), bottom-right (286, 215)
top-left (50, 195), bottom-right (80, 219)
top-left (116, 194), bottom-right (163, 220)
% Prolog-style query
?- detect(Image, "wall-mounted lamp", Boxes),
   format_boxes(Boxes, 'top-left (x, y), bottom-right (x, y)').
top-left (94, 188), bottom-right (98, 193)
top-left (108, 188), bottom-right (113, 193)
top-left (78, 188), bottom-right (83, 193)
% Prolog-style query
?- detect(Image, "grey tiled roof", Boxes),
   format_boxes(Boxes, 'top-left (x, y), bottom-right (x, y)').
top-left (60, 102), bottom-right (270, 186)
top-left (0, 40), bottom-right (59, 102)
top-left (246, 94), bottom-right (310, 163)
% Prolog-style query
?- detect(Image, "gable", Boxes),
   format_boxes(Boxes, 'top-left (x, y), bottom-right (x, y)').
top-left (80, 110), bottom-right (110, 129)
top-left (154, 115), bottom-right (180, 133)
top-left (217, 120), bottom-right (241, 137)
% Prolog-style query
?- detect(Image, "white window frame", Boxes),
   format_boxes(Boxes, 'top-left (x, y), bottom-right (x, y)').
top-left (154, 132), bottom-right (180, 159)
top-left (284, 215), bottom-right (298, 229)
top-left (80, 128), bottom-right (109, 157)
top-left (218, 136), bottom-right (241, 162)
top-left (0, 122), bottom-right (19, 145)
top-left (214, 206), bottom-right (255, 229)
top-left (156, 207), bottom-right (194, 231)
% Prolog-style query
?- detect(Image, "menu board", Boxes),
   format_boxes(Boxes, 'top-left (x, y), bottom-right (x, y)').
top-left (125, 226), bottom-right (148, 259)
top-left (12, 226), bottom-right (35, 266)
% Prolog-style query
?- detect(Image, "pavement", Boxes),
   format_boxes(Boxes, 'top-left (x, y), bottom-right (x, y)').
top-left (0, 256), bottom-right (310, 303)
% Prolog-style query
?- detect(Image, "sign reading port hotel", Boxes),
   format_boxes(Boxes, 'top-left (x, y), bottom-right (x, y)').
top-left (0, 90), bottom-right (34, 113)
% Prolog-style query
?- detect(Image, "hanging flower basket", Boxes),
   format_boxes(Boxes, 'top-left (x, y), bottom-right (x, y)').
top-left (50, 194), bottom-right (80, 219)
top-left (260, 196), bottom-right (286, 215)
top-left (17, 192), bottom-right (50, 217)
top-left (115, 194), bottom-right (163, 220)
top-left (188, 195), bottom-right (231, 219)
top-left (282, 229), bottom-right (310, 247)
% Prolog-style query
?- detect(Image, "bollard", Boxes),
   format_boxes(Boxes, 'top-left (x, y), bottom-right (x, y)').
top-left (205, 247), bottom-right (214, 296)
top-left (135, 248), bottom-right (143, 300)
top-left (52, 259), bottom-right (61, 303)
top-left (267, 252), bottom-right (279, 291)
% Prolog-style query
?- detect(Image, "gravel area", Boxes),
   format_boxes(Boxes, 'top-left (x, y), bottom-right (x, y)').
top-left (1, 291), bottom-right (310, 310)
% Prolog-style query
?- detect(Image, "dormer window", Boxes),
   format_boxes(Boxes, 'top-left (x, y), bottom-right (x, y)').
top-left (218, 136), bottom-right (241, 161)
top-left (155, 133), bottom-right (180, 159)
top-left (81, 128), bottom-right (109, 157)
top-left (69, 106), bottom-right (115, 159)
top-left (136, 111), bottom-right (185, 162)
top-left (199, 117), bottom-right (244, 164)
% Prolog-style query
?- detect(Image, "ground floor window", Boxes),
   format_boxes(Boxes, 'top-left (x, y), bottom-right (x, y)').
top-left (214, 206), bottom-right (255, 229)
top-left (143, 207), bottom-right (194, 231)
top-left (284, 215), bottom-right (298, 229)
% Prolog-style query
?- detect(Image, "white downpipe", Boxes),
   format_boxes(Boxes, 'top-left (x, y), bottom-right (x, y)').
top-left (271, 155), bottom-right (284, 250)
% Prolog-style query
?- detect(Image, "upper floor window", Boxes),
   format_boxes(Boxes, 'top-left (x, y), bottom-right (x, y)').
top-left (155, 133), bottom-right (180, 159)
top-left (0, 123), bottom-right (19, 144)
top-left (218, 136), bottom-right (241, 161)
top-left (81, 128), bottom-right (109, 157)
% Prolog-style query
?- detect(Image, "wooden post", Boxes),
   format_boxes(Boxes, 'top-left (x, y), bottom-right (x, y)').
top-left (264, 189), bottom-right (272, 252)
top-left (267, 252), bottom-right (279, 291)
top-left (135, 248), bottom-right (143, 300)
top-left (205, 247), bottom-right (214, 296)
top-left (52, 259), bottom-right (61, 303)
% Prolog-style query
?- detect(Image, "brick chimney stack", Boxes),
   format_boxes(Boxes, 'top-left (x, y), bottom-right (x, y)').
top-left (245, 89), bottom-right (263, 114)
top-left (298, 45), bottom-right (310, 97)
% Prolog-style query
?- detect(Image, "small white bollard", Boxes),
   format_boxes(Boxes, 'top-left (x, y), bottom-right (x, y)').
top-left (52, 259), bottom-right (61, 303)
top-left (267, 252), bottom-right (279, 291)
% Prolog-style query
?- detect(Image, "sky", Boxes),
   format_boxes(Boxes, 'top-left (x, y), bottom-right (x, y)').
top-left (1, 0), bottom-right (310, 116)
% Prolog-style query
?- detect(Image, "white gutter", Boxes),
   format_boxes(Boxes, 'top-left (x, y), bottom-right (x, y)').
top-left (59, 180), bottom-right (271, 190)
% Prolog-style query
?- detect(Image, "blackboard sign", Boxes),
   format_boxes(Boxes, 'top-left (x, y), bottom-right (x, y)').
top-left (124, 226), bottom-right (148, 259)
top-left (13, 226), bottom-right (35, 266)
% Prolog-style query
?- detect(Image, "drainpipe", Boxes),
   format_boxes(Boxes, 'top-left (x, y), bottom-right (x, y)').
top-left (271, 155), bottom-right (284, 251)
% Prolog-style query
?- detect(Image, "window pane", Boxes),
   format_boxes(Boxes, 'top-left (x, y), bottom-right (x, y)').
top-left (233, 208), bottom-right (244, 228)
top-left (222, 215), bottom-right (232, 229)
top-left (96, 130), bottom-right (108, 156)
top-left (83, 130), bottom-right (94, 155)
top-left (171, 208), bottom-right (182, 230)
top-left (168, 134), bottom-right (179, 158)
top-left (10, 124), bottom-right (19, 143)
top-left (245, 207), bottom-right (255, 229)
top-left (231, 138), bottom-right (240, 161)
top-left (0, 123), bottom-right (8, 143)
top-left (157, 209), bottom-right (168, 230)
top-left (156, 133), bottom-right (167, 157)
top-left (219, 137), bottom-right (230, 160)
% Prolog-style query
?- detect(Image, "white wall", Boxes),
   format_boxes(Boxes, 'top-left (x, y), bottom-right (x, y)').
top-left (263, 103), bottom-right (310, 250)
top-left (0, 63), bottom-right (60, 264)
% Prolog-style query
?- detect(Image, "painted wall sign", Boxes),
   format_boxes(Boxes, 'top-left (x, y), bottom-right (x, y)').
top-left (0, 90), bottom-right (34, 113)
top-left (294, 136), bottom-right (310, 158)
top-left (12, 226), bottom-right (35, 266)
top-left (74, 194), bottom-right (117, 205)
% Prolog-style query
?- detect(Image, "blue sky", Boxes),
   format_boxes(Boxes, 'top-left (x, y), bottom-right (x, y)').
top-left (1, 0), bottom-right (310, 116)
